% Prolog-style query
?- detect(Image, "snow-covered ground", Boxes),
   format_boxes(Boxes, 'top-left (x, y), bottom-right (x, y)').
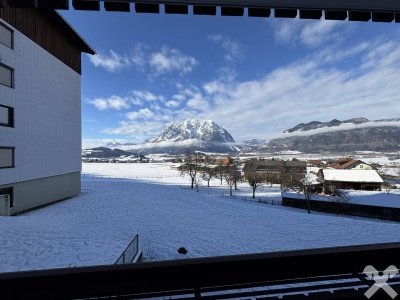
top-left (82, 163), bottom-right (282, 201)
top-left (2, 163), bottom-right (400, 274)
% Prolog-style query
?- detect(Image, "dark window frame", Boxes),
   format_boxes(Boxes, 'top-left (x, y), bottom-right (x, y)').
top-left (0, 186), bottom-right (14, 208)
top-left (0, 146), bottom-right (15, 169)
top-left (0, 20), bottom-right (14, 49)
top-left (0, 104), bottom-right (14, 128)
top-left (0, 62), bottom-right (14, 88)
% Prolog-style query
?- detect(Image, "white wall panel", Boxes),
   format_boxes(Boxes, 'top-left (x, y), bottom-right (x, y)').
top-left (0, 19), bottom-right (81, 185)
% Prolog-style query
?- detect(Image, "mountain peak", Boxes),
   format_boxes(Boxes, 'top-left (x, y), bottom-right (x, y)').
top-left (147, 119), bottom-right (235, 143)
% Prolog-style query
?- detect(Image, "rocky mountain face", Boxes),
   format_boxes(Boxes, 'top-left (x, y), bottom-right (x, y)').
top-left (146, 119), bottom-right (235, 143)
top-left (267, 118), bottom-right (400, 153)
top-left (130, 119), bottom-right (237, 154)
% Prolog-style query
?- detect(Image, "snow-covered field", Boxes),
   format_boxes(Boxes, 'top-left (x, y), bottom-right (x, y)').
top-left (1, 163), bottom-right (400, 274)
top-left (82, 162), bottom-right (282, 201)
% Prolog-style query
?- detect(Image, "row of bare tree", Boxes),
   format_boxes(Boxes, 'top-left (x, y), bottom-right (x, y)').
top-left (178, 154), bottom-right (311, 200)
top-left (177, 154), bottom-right (242, 196)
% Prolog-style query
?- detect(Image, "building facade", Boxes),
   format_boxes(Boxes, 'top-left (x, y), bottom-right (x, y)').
top-left (0, 6), bottom-right (94, 215)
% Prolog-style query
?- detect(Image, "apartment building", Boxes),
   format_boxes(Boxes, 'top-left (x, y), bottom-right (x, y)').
top-left (0, 5), bottom-right (94, 215)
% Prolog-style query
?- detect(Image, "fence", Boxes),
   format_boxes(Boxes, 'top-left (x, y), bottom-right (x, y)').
top-left (282, 196), bottom-right (400, 222)
top-left (2, 242), bottom-right (400, 299)
top-left (82, 174), bottom-right (176, 179)
top-left (115, 234), bottom-right (140, 264)
top-left (180, 184), bottom-right (283, 206)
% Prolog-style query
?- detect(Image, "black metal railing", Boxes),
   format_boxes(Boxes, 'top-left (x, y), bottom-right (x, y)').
top-left (115, 234), bottom-right (139, 264)
top-left (1, 242), bottom-right (400, 299)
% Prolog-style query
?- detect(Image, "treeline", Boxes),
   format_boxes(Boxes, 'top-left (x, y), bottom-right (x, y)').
top-left (177, 154), bottom-right (308, 199)
top-left (177, 154), bottom-right (241, 197)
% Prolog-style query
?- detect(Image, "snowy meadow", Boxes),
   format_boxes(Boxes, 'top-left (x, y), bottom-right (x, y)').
top-left (1, 162), bottom-right (400, 273)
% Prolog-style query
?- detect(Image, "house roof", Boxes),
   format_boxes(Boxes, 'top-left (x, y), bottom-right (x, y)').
top-left (320, 169), bottom-right (383, 183)
top-left (337, 159), bottom-right (361, 169)
top-left (307, 167), bottom-right (320, 174)
top-left (308, 160), bottom-right (322, 165)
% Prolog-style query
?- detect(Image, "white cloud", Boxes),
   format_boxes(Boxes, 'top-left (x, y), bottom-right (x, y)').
top-left (87, 98), bottom-right (108, 111)
top-left (87, 90), bottom-right (167, 111)
top-left (126, 108), bottom-right (155, 121)
top-left (93, 32), bottom-right (400, 143)
top-left (208, 34), bottom-right (244, 61)
top-left (166, 100), bottom-right (180, 108)
top-left (89, 45), bottom-right (197, 76)
top-left (203, 80), bottom-right (228, 95)
top-left (186, 93), bottom-right (209, 110)
top-left (131, 90), bottom-right (159, 104)
top-left (87, 95), bottom-right (130, 111)
top-left (88, 50), bottom-right (133, 72)
top-left (108, 96), bottom-right (131, 110)
top-left (102, 121), bottom-right (166, 142)
top-left (172, 94), bottom-right (186, 101)
top-left (125, 139), bottom-right (212, 151)
top-left (82, 138), bottom-right (133, 149)
top-left (273, 19), bottom-right (348, 48)
top-left (149, 47), bottom-right (198, 75)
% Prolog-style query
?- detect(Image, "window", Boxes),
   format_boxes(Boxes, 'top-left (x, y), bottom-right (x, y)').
top-left (0, 147), bottom-right (14, 168)
top-left (0, 187), bottom-right (14, 208)
top-left (0, 63), bottom-right (14, 88)
top-left (0, 22), bottom-right (13, 49)
top-left (0, 104), bottom-right (14, 127)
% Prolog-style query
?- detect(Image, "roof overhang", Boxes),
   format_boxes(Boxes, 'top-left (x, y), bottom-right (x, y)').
top-left (0, 2), bottom-right (95, 54)
top-left (2, 1), bottom-right (400, 23)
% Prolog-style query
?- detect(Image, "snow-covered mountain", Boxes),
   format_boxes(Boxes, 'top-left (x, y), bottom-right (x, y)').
top-left (127, 119), bottom-right (237, 154)
top-left (146, 119), bottom-right (235, 143)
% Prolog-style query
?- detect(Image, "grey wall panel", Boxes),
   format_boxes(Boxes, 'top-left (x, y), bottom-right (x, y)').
top-left (0, 172), bottom-right (81, 215)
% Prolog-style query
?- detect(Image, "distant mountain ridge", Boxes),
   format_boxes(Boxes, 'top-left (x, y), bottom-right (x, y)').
top-left (82, 147), bottom-right (143, 158)
top-left (105, 140), bottom-right (137, 148)
top-left (266, 117), bottom-right (400, 153)
top-left (284, 118), bottom-right (369, 133)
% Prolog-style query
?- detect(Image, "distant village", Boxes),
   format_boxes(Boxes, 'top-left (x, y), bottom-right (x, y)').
top-left (82, 147), bottom-right (397, 195)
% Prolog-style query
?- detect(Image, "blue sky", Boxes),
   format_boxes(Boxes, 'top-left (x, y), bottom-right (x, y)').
top-left (60, 8), bottom-right (400, 148)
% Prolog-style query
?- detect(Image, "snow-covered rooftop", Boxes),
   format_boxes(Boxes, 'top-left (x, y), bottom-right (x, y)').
top-left (320, 169), bottom-right (384, 183)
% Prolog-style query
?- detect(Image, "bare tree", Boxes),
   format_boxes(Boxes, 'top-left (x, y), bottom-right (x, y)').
top-left (224, 164), bottom-right (241, 197)
top-left (224, 168), bottom-right (235, 197)
top-left (289, 174), bottom-right (314, 214)
top-left (178, 153), bottom-right (201, 189)
top-left (248, 172), bottom-right (265, 199)
top-left (214, 165), bottom-right (227, 186)
top-left (200, 166), bottom-right (215, 187)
